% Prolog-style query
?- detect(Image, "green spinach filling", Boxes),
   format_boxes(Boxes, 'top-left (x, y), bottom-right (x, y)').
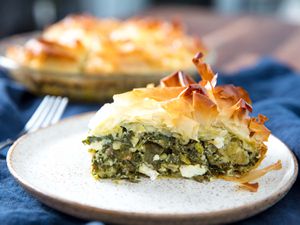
top-left (83, 125), bottom-right (260, 182)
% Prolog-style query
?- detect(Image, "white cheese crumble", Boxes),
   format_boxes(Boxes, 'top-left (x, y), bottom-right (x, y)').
top-left (153, 154), bottom-right (160, 161)
top-left (112, 141), bottom-right (121, 150)
top-left (89, 142), bottom-right (103, 150)
top-left (179, 164), bottom-right (207, 178)
top-left (213, 136), bottom-right (225, 149)
top-left (139, 164), bottom-right (159, 180)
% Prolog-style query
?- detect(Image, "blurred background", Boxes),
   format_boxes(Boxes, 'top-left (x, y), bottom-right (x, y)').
top-left (1, 0), bottom-right (300, 37)
top-left (1, 0), bottom-right (300, 71)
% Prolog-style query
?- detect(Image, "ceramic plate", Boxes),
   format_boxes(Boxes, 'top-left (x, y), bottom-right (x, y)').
top-left (7, 113), bottom-right (298, 225)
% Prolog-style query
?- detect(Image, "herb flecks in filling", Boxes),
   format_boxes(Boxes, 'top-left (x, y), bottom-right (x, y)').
top-left (83, 124), bottom-right (260, 182)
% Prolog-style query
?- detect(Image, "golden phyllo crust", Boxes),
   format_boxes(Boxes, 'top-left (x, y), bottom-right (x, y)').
top-left (131, 52), bottom-right (270, 144)
top-left (7, 38), bottom-right (86, 74)
top-left (6, 14), bottom-right (205, 75)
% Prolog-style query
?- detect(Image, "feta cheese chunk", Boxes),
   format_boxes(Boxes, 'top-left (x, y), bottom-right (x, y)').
top-left (213, 136), bottom-right (225, 149)
top-left (139, 164), bottom-right (159, 180)
top-left (179, 164), bottom-right (207, 178)
top-left (153, 154), bottom-right (160, 161)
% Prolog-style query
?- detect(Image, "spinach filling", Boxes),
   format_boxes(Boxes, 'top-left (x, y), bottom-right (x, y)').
top-left (83, 126), bottom-right (260, 182)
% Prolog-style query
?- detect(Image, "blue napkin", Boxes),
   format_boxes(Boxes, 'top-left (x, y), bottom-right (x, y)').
top-left (0, 58), bottom-right (299, 225)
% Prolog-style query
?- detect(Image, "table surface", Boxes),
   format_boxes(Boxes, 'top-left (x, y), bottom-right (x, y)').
top-left (143, 6), bottom-right (300, 72)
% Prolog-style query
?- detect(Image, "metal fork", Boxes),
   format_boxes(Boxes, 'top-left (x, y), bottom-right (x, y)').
top-left (0, 95), bottom-right (68, 149)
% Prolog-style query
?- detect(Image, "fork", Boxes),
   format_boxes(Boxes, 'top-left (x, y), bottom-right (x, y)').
top-left (0, 95), bottom-right (69, 150)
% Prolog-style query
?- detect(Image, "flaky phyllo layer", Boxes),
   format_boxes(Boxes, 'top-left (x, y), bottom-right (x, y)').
top-left (83, 52), bottom-right (281, 191)
top-left (7, 15), bottom-right (205, 75)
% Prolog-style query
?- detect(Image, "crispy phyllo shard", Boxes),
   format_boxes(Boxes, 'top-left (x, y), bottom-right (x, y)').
top-left (160, 71), bottom-right (196, 87)
top-left (192, 52), bottom-right (217, 88)
top-left (223, 99), bottom-right (252, 124)
top-left (214, 85), bottom-right (252, 108)
top-left (249, 114), bottom-right (271, 142)
top-left (83, 52), bottom-right (279, 190)
top-left (192, 92), bottom-right (218, 122)
top-left (222, 160), bottom-right (282, 184)
top-left (239, 182), bottom-right (259, 192)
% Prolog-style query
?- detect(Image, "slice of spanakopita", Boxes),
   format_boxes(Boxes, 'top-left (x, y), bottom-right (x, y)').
top-left (83, 52), bottom-right (281, 191)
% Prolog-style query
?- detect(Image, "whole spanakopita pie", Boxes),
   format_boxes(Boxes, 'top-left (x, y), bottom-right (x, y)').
top-left (83, 53), bottom-right (281, 191)
top-left (7, 15), bottom-right (205, 75)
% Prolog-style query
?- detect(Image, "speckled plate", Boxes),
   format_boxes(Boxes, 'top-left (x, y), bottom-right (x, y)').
top-left (7, 113), bottom-right (298, 225)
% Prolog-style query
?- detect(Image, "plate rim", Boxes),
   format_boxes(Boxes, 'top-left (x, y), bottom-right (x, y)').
top-left (6, 112), bottom-right (299, 224)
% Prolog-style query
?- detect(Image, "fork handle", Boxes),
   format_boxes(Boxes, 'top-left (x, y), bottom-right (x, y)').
top-left (0, 138), bottom-right (14, 150)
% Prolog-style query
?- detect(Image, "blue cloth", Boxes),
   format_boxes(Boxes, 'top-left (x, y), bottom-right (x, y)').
top-left (0, 58), bottom-right (299, 225)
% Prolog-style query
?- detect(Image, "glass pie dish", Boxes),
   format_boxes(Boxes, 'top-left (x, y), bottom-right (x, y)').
top-left (0, 32), bottom-right (215, 102)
